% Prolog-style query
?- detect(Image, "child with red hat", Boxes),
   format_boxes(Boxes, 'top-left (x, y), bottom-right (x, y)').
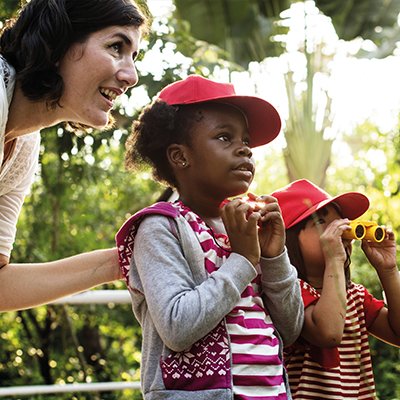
top-left (116, 75), bottom-right (303, 399)
top-left (271, 179), bottom-right (400, 400)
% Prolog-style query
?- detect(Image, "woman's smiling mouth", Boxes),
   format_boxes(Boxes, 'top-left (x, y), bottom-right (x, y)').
top-left (99, 88), bottom-right (119, 101)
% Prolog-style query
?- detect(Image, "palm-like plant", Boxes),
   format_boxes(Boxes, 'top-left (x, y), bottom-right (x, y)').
top-left (173, 0), bottom-right (400, 187)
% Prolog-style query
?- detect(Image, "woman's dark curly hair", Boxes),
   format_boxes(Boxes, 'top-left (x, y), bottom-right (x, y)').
top-left (125, 100), bottom-right (205, 188)
top-left (0, 0), bottom-right (148, 114)
top-left (285, 204), bottom-right (352, 288)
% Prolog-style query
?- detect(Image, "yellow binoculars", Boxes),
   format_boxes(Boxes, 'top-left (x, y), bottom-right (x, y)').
top-left (342, 221), bottom-right (386, 242)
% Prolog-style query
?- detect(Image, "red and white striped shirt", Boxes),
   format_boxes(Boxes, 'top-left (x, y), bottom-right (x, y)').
top-left (285, 280), bottom-right (384, 400)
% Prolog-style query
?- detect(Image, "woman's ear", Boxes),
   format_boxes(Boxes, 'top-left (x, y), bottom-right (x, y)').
top-left (167, 144), bottom-right (189, 169)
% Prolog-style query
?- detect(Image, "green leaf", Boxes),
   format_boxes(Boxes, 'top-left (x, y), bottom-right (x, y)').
top-left (173, 0), bottom-right (290, 67)
top-left (315, 0), bottom-right (400, 57)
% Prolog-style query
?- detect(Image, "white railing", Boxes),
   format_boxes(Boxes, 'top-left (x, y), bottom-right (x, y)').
top-left (0, 381), bottom-right (141, 397)
top-left (49, 289), bottom-right (132, 305)
top-left (0, 290), bottom-right (141, 398)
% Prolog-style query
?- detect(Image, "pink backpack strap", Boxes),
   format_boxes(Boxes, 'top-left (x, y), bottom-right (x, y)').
top-left (115, 202), bottom-right (179, 287)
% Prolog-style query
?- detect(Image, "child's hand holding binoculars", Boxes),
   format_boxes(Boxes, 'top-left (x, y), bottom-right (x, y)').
top-left (342, 220), bottom-right (396, 273)
top-left (361, 229), bottom-right (397, 274)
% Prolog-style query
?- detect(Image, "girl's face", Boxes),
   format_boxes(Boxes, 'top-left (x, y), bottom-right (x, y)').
top-left (183, 104), bottom-right (254, 201)
top-left (58, 25), bottom-right (141, 128)
top-left (298, 204), bottom-right (352, 276)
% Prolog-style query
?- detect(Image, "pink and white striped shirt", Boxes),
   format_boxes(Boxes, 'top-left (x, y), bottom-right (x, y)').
top-left (181, 202), bottom-right (287, 400)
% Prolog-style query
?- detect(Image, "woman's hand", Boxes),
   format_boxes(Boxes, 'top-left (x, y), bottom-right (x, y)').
top-left (220, 198), bottom-right (260, 266)
top-left (0, 254), bottom-right (9, 269)
top-left (247, 193), bottom-right (285, 258)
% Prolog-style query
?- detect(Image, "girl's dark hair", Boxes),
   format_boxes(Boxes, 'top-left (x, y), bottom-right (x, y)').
top-left (286, 218), bottom-right (309, 282)
top-left (285, 205), bottom-right (352, 288)
top-left (0, 0), bottom-right (148, 108)
top-left (125, 100), bottom-right (204, 188)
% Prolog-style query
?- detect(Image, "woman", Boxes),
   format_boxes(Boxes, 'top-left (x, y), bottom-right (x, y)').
top-left (0, 0), bottom-right (148, 311)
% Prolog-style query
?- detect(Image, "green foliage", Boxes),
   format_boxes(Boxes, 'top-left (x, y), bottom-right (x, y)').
top-left (250, 145), bottom-right (289, 195)
top-left (283, 63), bottom-right (334, 187)
top-left (173, 0), bottom-right (290, 68)
top-left (1, 1), bottom-right (400, 398)
top-left (0, 127), bottom-right (160, 398)
top-left (0, 304), bottom-right (143, 399)
top-left (174, 0), bottom-right (400, 63)
top-left (329, 118), bottom-right (400, 399)
top-left (0, 0), bottom-right (19, 21)
top-left (315, 0), bottom-right (400, 58)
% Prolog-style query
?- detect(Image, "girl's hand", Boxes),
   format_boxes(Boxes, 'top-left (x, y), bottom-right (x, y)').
top-left (361, 230), bottom-right (397, 273)
top-left (320, 218), bottom-right (350, 267)
top-left (247, 193), bottom-right (285, 258)
top-left (220, 198), bottom-right (260, 266)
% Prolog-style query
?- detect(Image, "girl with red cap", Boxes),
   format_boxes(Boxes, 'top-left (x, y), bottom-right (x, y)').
top-left (116, 75), bottom-right (303, 399)
top-left (271, 179), bottom-right (400, 400)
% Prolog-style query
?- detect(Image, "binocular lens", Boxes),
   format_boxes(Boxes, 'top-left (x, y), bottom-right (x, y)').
top-left (342, 221), bottom-right (385, 242)
top-left (355, 225), bottom-right (365, 239)
top-left (374, 227), bottom-right (385, 241)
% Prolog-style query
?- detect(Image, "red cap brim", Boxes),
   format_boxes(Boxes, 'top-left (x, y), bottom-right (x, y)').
top-left (287, 192), bottom-right (370, 229)
top-left (212, 96), bottom-right (281, 148)
top-left (158, 75), bottom-right (281, 148)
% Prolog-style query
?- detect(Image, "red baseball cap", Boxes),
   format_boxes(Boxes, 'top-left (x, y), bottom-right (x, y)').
top-left (271, 179), bottom-right (370, 229)
top-left (157, 74), bottom-right (281, 148)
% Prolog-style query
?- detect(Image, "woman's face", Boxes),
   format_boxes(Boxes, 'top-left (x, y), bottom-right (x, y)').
top-left (58, 25), bottom-right (141, 128)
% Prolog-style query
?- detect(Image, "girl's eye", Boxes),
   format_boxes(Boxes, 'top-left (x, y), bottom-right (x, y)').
top-left (243, 138), bottom-right (250, 146)
top-left (315, 218), bottom-right (325, 225)
top-left (217, 134), bottom-right (230, 142)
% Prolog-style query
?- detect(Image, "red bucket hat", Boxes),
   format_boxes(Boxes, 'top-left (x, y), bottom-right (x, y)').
top-left (271, 179), bottom-right (370, 229)
top-left (157, 74), bottom-right (281, 148)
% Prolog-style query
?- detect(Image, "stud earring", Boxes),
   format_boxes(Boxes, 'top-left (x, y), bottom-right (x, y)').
top-left (182, 162), bottom-right (187, 167)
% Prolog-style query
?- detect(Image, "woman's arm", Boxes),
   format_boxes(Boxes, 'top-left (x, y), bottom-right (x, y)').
top-left (0, 132), bottom-right (41, 260)
top-left (0, 254), bottom-right (9, 269)
top-left (0, 247), bottom-right (120, 312)
top-left (0, 189), bottom-right (27, 261)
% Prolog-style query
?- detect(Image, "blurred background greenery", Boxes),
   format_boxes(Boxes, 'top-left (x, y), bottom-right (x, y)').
top-left (1, 0), bottom-right (400, 398)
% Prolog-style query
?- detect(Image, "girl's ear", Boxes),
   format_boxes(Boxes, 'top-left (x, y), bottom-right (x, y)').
top-left (167, 144), bottom-right (189, 169)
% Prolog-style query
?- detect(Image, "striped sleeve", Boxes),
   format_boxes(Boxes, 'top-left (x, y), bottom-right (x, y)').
top-left (363, 287), bottom-right (385, 328)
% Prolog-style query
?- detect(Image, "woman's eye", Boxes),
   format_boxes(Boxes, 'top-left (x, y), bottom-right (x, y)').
top-left (243, 138), bottom-right (250, 146)
top-left (110, 42), bottom-right (122, 53)
top-left (315, 218), bottom-right (325, 225)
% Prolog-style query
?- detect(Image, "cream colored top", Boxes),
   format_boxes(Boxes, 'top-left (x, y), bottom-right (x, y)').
top-left (0, 56), bottom-right (40, 257)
